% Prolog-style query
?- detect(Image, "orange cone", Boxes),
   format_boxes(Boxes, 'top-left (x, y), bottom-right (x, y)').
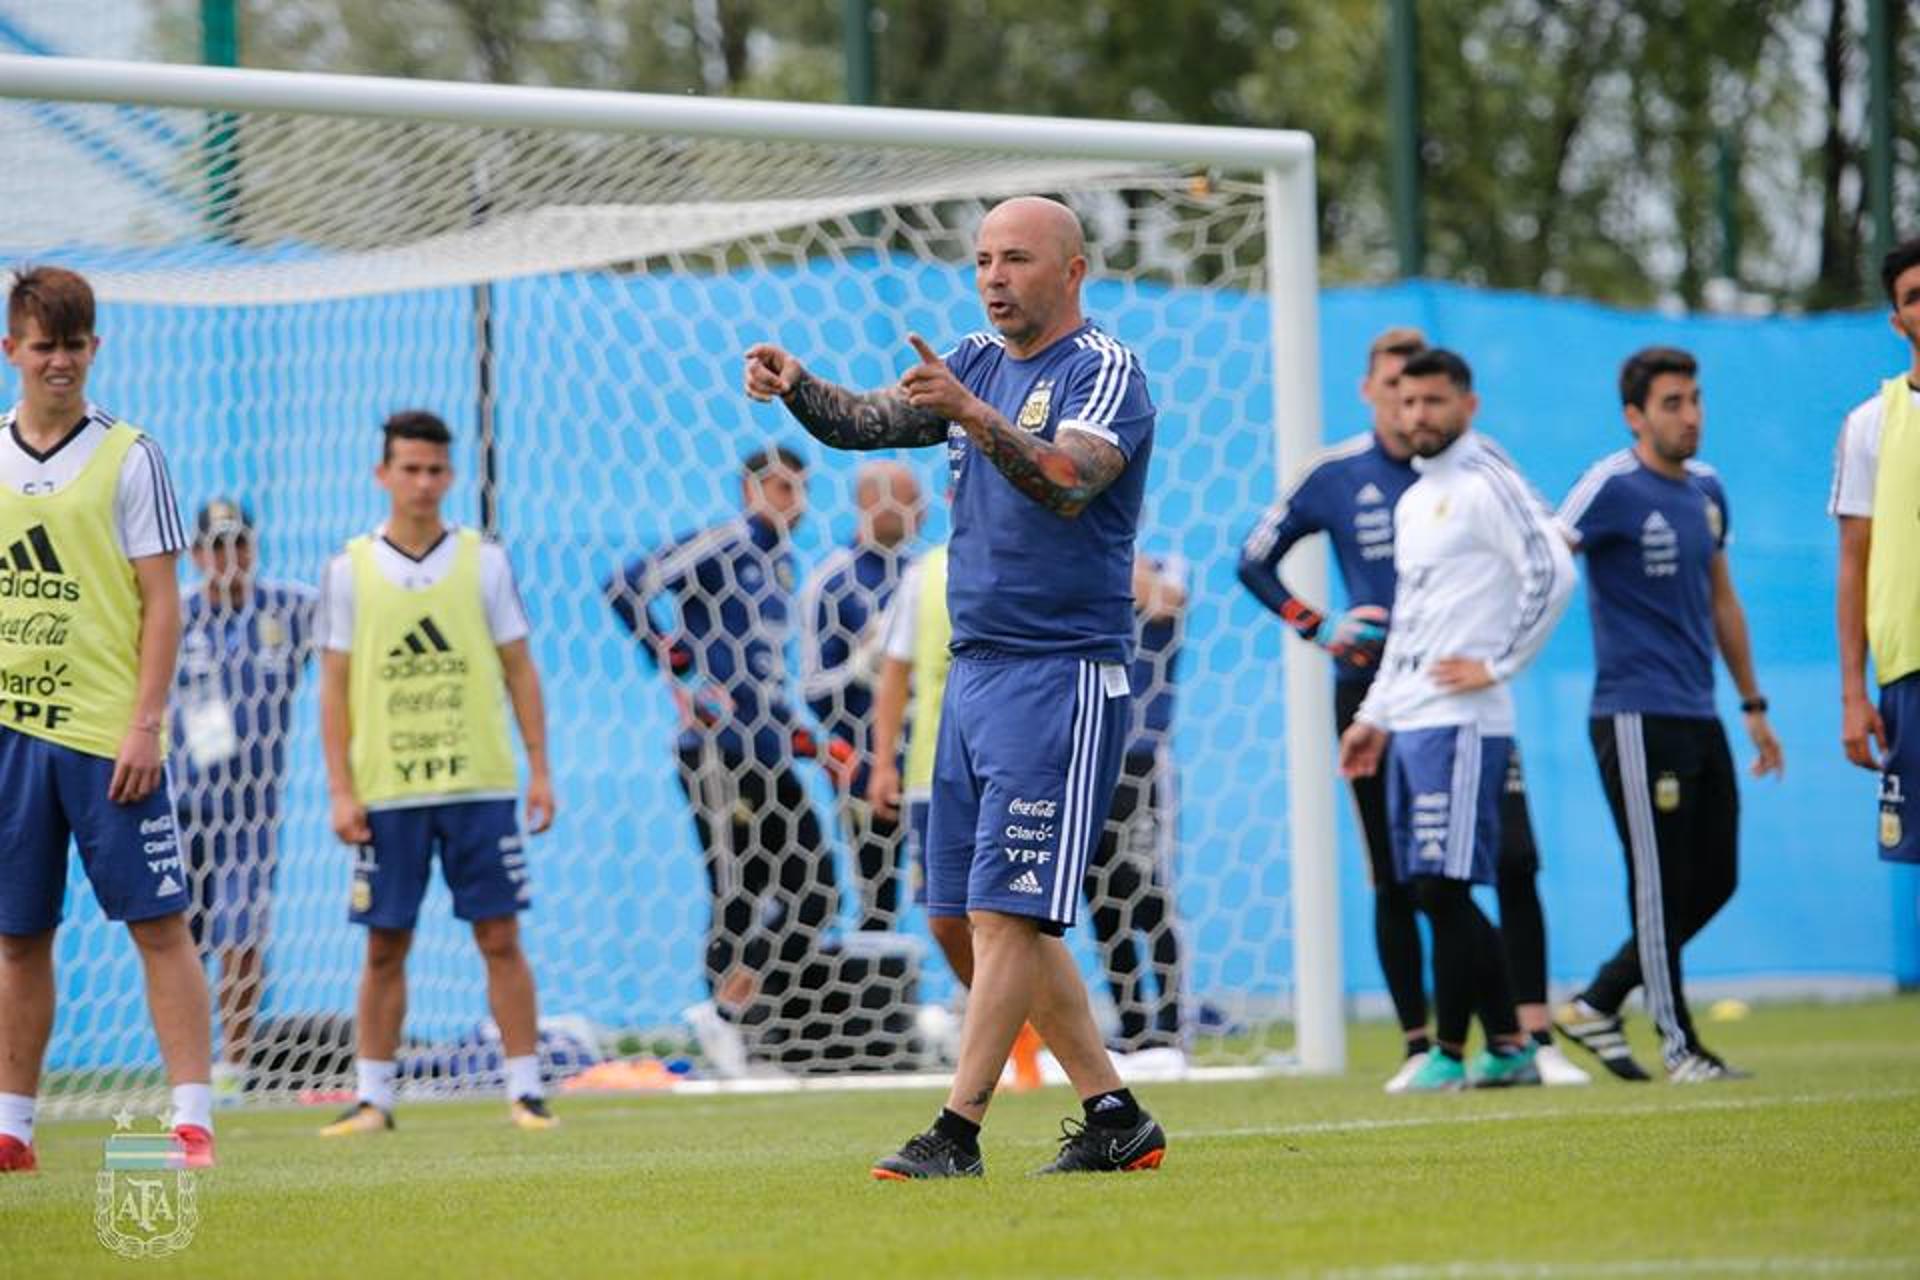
top-left (1009, 1022), bottom-right (1045, 1091)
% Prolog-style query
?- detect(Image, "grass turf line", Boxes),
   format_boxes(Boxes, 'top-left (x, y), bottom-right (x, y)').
top-left (4, 997), bottom-right (1915, 1279)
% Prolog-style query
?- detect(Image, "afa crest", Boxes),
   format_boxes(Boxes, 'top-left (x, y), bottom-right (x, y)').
top-left (1016, 380), bottom-right (1054, 433)
top-left (95, 1117), bottom-right (200, 1258)
top-left (1882, 809), bottom-right (1901, 849)
top-left (256, 613), bottom-right (289, 650)
top-left (1704, 499), bottom-right (1724, 542)
top-left (1654, 772), bottom-right (1682, 813)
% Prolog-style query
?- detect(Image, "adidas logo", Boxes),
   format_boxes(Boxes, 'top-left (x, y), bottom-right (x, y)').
top-left (0, 524), bottom-right (78, 602)
top-left (1418, 840), bottom-right (1445, 862)
top-left (1642, 511), bottom-right (1672, 533)
top-left (1356, 482), bottom-right (1385, 505)
top-left (388, 614), bottom-right (453, 658)
top-left (157, 874), bottom-right (182, 896)
top-left (1009, 870), bottom-right (1044, 895)
top-left (380, 615), bottom-right (468, 679)
top-left (7, 524), bottom-right (63, 573)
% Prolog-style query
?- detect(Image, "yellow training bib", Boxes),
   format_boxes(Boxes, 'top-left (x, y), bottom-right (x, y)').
top-left (1868, 377), bottom-right (1920, 686)
top-left (348, 529), bottom-right (517, 804)
top-left (904, 544), bottom-right (952, 794)
top-left (0, 423), bottom-right (143, 758)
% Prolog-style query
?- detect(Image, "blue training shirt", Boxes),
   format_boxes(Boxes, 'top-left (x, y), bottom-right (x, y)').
top-left (1558, 448), bottom-right (1729, 719)
top-left (943, 322), bottom-right (1155, 663)
top-left (604, 515), bottom-right (804, 764)
top-left (1238, 432), bottom-right (1416, 683)
top-left (1128, 553), bottom-right (1185, 759)
top-left (171, 580), bottom-right (317, 826)
top-left (799, 541), bottom-right (909, 749)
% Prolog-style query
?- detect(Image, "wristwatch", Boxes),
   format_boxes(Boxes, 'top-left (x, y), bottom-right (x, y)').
top-left (1739, 696), bottom-right (1768, 715)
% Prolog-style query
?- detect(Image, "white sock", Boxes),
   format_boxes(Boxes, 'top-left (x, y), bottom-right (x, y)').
top-left (0, 1092), bottom-right (35, 1145)
top-left (170, 1083), bottom-right (213, 1133)
top-left (504, 1054), bottom-right (543, 1101)
top-left (357, 1059), bottom-right (397, 1112)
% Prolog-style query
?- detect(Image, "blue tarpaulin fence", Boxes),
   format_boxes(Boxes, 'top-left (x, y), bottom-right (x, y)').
top-left (6, 262), bottom-right (1913, 1068)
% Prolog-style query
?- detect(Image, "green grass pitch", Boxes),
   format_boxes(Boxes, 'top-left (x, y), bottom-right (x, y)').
top-left (5, 997), bottom-right (1916, 1279)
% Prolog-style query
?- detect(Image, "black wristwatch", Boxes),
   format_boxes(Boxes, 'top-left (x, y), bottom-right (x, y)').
top-left (1739, 696), bottom-right (1768, 715)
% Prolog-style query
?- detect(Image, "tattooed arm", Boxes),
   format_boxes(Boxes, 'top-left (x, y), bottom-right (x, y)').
top-left (899, 334), bottom-right (1126, 519)
top-left (744, 342), bottom-right (948, 450)
top-left (956, 405), bottom-right (1126, 519)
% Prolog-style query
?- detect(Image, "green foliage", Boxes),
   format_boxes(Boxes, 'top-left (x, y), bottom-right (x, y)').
top-left (151, 0), bottom-right (1914, 308)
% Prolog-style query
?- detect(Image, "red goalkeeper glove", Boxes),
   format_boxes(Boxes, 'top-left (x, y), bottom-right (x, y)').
top-left (791, 728), bottom-right (858, 788)
top-left (1278, 598), bottom-right (1326, 642)
top-left (663, 641), bottom-right (696, 677)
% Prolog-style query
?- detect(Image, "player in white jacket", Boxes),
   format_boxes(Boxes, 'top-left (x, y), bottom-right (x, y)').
top-left (1339, 348), bottom-right (1575, 1092)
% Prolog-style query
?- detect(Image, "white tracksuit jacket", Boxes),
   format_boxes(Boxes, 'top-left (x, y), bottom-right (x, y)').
top-left (1355, 429), bottom-right (1575, 736)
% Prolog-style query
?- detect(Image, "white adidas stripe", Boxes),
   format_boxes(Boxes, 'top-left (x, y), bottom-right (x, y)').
top-left (1068, 663), bottom-right (1108, 928)
top-left (1556, 448), bottom-right (1637, 533)
top-left (1444, 724), bottom-right (1483, 880)
top-left (1614, 713), bottom-right (1688, 1066)
top-left (1069, 330), bottom-right (1131, 428)
top-left (1051, 660), bottom-right (1102, 924)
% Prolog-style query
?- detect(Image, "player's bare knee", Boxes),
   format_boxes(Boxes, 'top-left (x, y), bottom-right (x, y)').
top-left (930, 915), bottom-right (972, 953)
top-left (968, 910), bottom-right (1039, 944)
top-left (0, 929), bottom-right (56, 966)
top-left (365, 927), bottom-right (413, 973)
top-left (126, 913), bottom-right (194, 955)
top-left (471, 916), bottom-right (523, 964)
top-left (930, 916), bottom-right (975, 982)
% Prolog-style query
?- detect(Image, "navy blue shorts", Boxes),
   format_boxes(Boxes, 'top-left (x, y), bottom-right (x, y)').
top-left (925, 653), bottom-right (1131, 932)
top-left (1386, 724), bottom-right (1513, 886)
top-left (1880, 673), bottom-right (1920, 864)
top-left (350, 798), bottom-right (528, 930)
top-left (182, 819), bottom-right (276, 950)
top-left (0, 724), bottom-right (187, 934)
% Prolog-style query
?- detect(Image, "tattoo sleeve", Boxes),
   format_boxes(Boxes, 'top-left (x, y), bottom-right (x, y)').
top-left (961, 409), bottom-right (1128, 518)
top-left (782, 372), bottom-right (950, 450)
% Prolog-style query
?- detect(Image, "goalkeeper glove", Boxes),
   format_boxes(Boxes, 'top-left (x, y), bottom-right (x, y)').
top-left (791, 727), bottom-right (858, 788)
top-left (1277, 598), bottom-right (1326, 642)
top-left (1320, 605), bottom-right (1389, 672)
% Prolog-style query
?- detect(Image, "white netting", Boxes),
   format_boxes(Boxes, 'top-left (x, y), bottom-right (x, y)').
top-left (0, 84), bottom-right (1307, 1116)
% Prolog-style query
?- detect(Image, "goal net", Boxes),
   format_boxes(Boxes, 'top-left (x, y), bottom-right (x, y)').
top-left (0, 57), bottom-right (1335, 1117)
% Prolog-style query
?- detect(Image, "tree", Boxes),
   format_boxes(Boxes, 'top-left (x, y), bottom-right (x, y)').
top-left (150, 0), bottom-right (1910, 309)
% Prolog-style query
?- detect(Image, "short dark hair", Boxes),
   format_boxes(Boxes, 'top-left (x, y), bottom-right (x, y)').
top-left (1400, 347), bottom-right (1472, 391)
top-left (742, 444), bottom-right (806, 478)
top-left (1366, 325), bottom-right (1427, 371)
top-left (1619, 346), bottom-right (1698, 410)
top-left (1882, 236), bottom-right (1920, 305)
top-left (194, 496), bottom-right (255, 546)
top-left (381, 409), bottom-right (453, 462)
top-left (8, 265), bottom-right (95, 341)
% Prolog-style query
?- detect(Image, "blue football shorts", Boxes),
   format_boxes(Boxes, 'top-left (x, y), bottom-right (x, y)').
top-left (925, 652), bottom-right (1131, 934)
top-left (0, 724), bottom-right (187, 934)
top-left (1385, 723), bottom-right (1513, 886)
top-left (350, 798), bottom-right (528, 930)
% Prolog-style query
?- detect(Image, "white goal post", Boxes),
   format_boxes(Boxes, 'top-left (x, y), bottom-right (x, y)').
top-left (0, 54), bottom-right (1340, 1108)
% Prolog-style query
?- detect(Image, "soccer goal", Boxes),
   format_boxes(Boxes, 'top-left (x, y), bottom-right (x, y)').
top-left (0, 54), bottom-right (1338, 1116)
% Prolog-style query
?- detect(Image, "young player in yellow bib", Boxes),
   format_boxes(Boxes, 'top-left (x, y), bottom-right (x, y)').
top-left (1832, 236), bottom-right (1920, 869)
top-left (317, 411), bottom-right (559, 1136)
top-left (0, 266), bottom-right (215, 1172)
